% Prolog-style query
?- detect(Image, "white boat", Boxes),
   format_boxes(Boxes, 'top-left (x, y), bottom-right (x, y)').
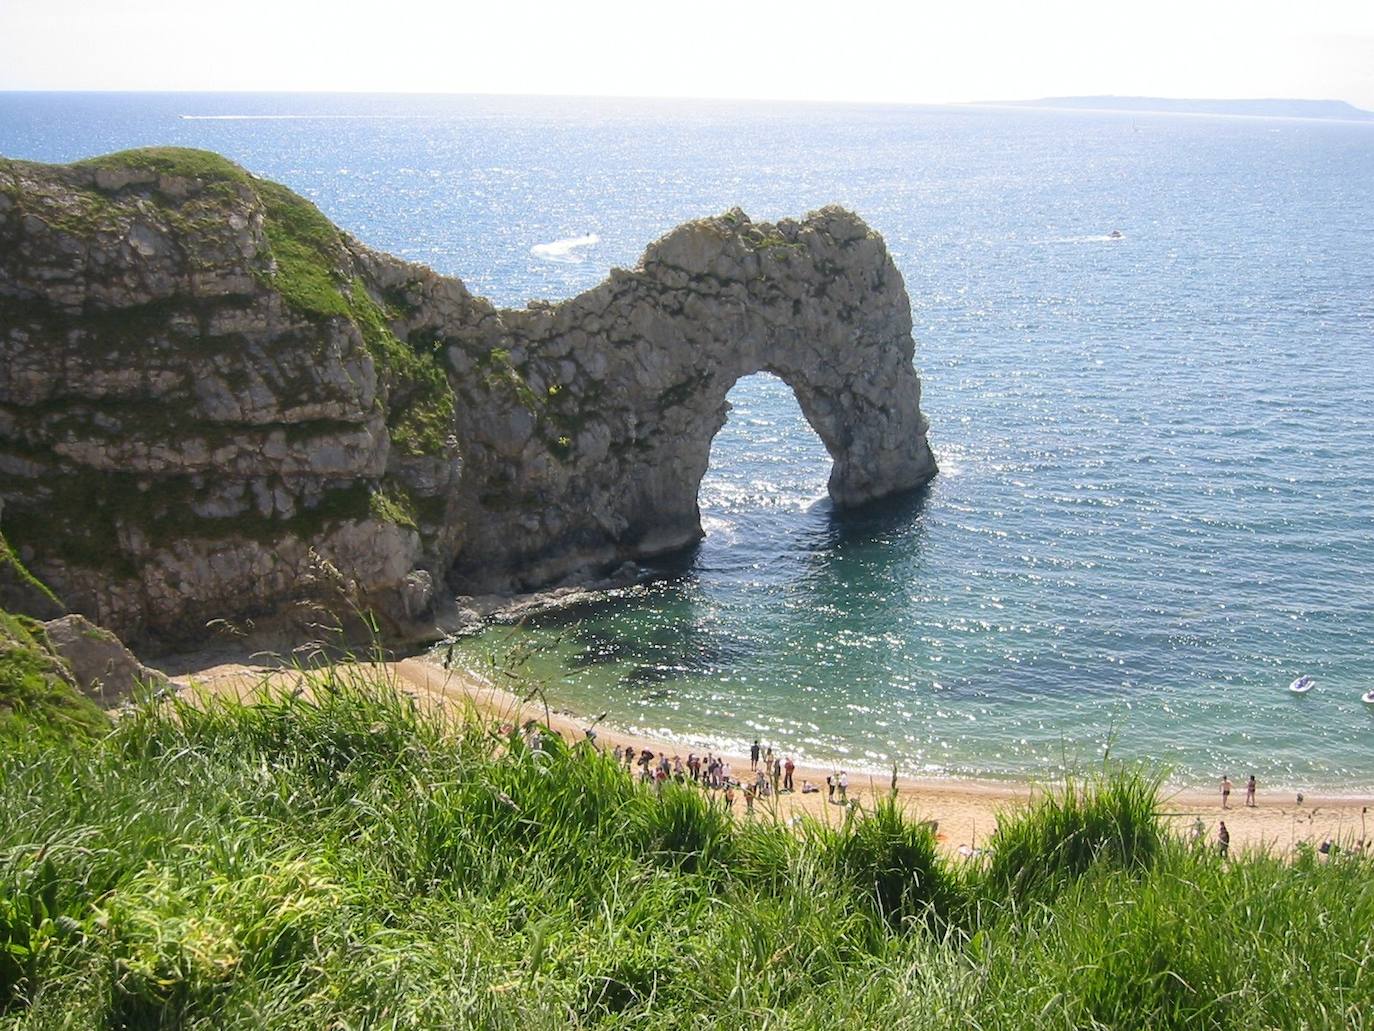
top-left (1361, 690), bottom-right (1374, 706)
top-left (1289, 675), bottom-right (1315, 694)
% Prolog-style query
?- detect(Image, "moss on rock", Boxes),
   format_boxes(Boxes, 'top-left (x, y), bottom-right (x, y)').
top-left (0, 528), bottom-right (63, 615)
top-left (0, 606), bottom-right (109, 745)
top-left (252, 178), bottom-right (455, 458)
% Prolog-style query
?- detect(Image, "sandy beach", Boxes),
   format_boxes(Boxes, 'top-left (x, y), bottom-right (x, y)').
top-left (164, 653), bottom-right (1374, 859)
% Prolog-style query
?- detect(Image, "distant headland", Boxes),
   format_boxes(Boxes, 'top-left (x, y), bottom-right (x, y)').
top-left (977, 96), bottom-right (1374, 122)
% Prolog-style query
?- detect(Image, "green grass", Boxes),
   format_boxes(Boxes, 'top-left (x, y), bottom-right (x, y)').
top-left (76, 148), bottom-right (254, 189)
top-left (0, 609), bottom-right (108, 747)
top-left (2, 665), bottom-right (1371, 1029)
top-left (367, 485), bottom-right (418, 531)
top-left (981, 765), bottom-right (1165, 907)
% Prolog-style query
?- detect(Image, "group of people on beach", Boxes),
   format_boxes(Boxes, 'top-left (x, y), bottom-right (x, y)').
top-left (609, 737), bottom-right (853, 814)
top-left (616, 746), bottom-right (736, 789)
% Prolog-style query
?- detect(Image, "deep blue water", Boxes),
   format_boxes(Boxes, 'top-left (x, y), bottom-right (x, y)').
top-left (4, 92), bottom-right (1373, 790)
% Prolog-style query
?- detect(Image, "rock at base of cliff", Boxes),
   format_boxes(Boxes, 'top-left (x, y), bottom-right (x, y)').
top-left (42, 614), bottom-right (171, 705)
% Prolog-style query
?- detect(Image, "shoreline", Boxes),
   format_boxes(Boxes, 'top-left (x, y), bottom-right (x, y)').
top-left (435, 652), bottom-right (1374, 809)
top-left (161, 648), bottom-right (1374, 858)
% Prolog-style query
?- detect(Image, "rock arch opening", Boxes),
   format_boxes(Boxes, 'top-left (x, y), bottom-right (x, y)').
top-left (697, 371), bottom-right (833, 539)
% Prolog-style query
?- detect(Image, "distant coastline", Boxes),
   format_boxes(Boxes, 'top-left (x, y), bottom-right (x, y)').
top-left (976, 95), bottom-right (1374, 122)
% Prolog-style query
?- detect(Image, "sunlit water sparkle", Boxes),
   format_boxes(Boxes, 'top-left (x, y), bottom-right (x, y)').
top-left (4, 92), bottom-right (1372, 790)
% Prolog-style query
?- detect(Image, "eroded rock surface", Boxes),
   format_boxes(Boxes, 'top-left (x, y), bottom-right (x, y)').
top-left (1, 148), bottom-right (935, 648)
top-left (42, 613), bottom-right (170, 703)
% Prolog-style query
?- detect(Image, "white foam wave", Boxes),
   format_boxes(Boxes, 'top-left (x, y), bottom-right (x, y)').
top-left (530, 233), bottom-right (600, 264)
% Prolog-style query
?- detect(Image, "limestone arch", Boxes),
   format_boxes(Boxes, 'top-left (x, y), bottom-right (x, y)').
top-left (449, 205), bottom-right (937, 593)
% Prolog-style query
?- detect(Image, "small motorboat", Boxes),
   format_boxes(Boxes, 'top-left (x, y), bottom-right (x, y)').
top-left (1289, 675), bottom-right (1315, 694)
top-left (1361, 690), bottom-right (1374, 706)
top-left (1109, 229), bottom-right (1124, 239)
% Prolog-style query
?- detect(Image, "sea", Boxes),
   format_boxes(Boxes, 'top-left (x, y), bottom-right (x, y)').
top-left (3, 92), bottom-right (1372, 792)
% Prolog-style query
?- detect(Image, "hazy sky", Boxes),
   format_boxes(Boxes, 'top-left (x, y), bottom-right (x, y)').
top-left (3, 0), bottom-right (1373, 109)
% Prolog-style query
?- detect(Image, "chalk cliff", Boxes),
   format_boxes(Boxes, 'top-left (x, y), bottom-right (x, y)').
top-left (0, 148), bottom-right (935, 648)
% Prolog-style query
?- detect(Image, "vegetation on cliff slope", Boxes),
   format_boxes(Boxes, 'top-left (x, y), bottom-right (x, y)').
top-left (2, 148), bottom-right (455, 596)
top-left (0, 532), bottom-right (62, 616)
top-left (0, 575), bottom-right (108, 749)
top-left (0, 537), bottom-right (106, 744)
top-left (13, 147), bottom-right (455, 460)
top-left (251, 174), bottom-right (454, 458)
top-left (1, 669), bottom-right (1370, 1030)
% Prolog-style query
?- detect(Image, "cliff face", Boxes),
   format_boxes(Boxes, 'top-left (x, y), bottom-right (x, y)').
top-left (0, 148), bottom-right (935, 648)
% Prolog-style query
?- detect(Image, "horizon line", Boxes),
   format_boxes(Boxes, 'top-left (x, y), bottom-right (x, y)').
top-left (1, 87), bottom-right (1371, 114)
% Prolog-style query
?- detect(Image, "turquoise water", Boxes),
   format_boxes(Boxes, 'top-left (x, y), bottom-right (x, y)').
top-left (4, 93), bottom-right (1373, 790)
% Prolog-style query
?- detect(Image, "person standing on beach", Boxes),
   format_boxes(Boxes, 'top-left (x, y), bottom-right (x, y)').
top-left (1221, 775), bottom-right (1232, 809)
top-left (724, 784), bottom-right (735, 810)
top-left (750, 740), bottom-right (760, 770)
top-left (783, 757), bottom-right (795, 792)
top-left (826, 775), bottom-right (835, 802)
top-left (838, 771), bottom-right (849, 803)
top-left (1218, 820), bottom-right (1230, 857)
top-left (1245, 775), bottom-right (1256, 807)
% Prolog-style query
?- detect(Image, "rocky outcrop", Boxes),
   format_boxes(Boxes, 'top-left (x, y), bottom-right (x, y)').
top-left (41, 613), bottom-right (170, 703)
top-left (0, 604), bottom-right (111, 741)
top-left (1, 148), bottom-right (935, 649)
top-left (1, 150), bottom-right (463, 647)
top-left (424, 205), bottom-right (937, 591)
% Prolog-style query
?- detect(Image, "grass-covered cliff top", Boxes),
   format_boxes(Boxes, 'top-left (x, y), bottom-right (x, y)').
top-left (75, 147), bottom-right (258, 186)
top-left (3, 669), bottom-right (1371, 1029)
top-left (2, 147), bottom-right (453, 459)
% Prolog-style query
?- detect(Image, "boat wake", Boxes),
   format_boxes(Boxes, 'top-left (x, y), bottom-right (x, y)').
top-left (1031, 234), bottom-right (1127, 245)
top-left (179, 114), bottom-right (428, 121)
top-left (531, 233), bottom-right (600, 263)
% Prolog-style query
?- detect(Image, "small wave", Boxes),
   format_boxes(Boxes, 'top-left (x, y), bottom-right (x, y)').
top-left (530, 233), bottom-right (600, 264)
